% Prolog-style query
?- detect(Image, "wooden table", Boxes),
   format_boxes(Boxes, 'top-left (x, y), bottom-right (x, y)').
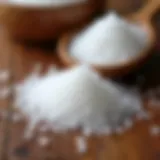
top-left (0, 27), bottom-right (159, 160)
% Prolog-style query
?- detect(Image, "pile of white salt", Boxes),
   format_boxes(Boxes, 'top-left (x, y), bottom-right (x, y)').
top-left (70, 12), bottom-right (148, 66)
top-left (15, 65), bottom-right (143, 136)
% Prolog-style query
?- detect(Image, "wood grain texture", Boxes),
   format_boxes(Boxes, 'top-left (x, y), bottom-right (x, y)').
top-left (0, 25), bottom-right (159, 160)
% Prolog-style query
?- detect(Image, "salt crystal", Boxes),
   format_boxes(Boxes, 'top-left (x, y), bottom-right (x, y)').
top-left (37, 136), bottom-right (50, 147)
top-left (0, 70), bottom-right (10, 82)
top-left (70, 12), bottom-right (148, 66)
top-left (150, 125), bottom-right (160, 136)
top-left (75, 136), bottom-right (87, 154)
top-left (23, 122), bottom-right (36, 139)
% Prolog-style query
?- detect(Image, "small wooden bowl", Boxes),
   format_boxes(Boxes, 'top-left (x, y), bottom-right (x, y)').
top-left (58, 0), bottom-right (159, 77)
top-left (0, 1), bottom-right (97, 41)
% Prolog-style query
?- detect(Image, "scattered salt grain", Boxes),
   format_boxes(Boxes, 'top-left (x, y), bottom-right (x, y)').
top-left (24, 122), bottom-right (36, 139)
top-left (75, 136), bottom-right (87, 154)
top-left (15, 65), bottom-right (142, 137)
top-left (37, 136), bottom-right (50, 147)
top-left (70, 12), bottom-right (148, 66)
top-left (150, 125), bottom-right (160, 136)
top-left (0, 70), bottom-right (10, 82)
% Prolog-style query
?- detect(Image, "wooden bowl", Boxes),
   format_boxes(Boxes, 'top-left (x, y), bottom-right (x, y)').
top-left (0, 0), bottom-right (97, 40)
top-left (57, 0), bottom-right (159, 77)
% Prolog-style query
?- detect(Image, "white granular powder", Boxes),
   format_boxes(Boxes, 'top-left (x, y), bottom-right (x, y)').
top-left (37, 136), bottom-right (50, 147)
top-left (75, 136), bottom-right (87, 153)
top-left (9, 0), bottom-right (86, 7)
top-left (150, 125), bottom-right (160, 136)
top-left (0, 70), bottom-right (10, 82)
top-left (15, 65), bottom-right (142, 136)
top-left (70, 12), bottom-right (148, 66)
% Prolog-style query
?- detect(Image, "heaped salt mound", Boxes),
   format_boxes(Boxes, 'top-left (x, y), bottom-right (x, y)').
top-left (70, 12), bottom-right (148, 65)
top-left (15, 65), bottom-right (142, 135)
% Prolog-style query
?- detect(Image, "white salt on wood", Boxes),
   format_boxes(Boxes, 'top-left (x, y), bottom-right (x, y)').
top-left (75, 136), bottom-right (87, 154)
top-left (15, 65), bottom-right (142, 137)
top-left (70, 12), bottom-right (148, 66)
top-left (0, 70), bottom-right (10, 82)
top-left (37, 136), bottom-right (50, 147)
top-left (150, 125), bottom-right (160, 136)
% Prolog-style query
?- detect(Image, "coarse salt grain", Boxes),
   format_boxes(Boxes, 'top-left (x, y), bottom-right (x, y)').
top-left (15, 65), bottom-right (143, 137)
top-left (0, 70), bottom-right (10, 82)
top-left (75, 136), bottom-right (87, 154)
top-left (37, 136), bottom-right (50, 147)
top-left (70, 12), bottom-right (148, 66)
top-left (150, 125), bottom-right (160, 136)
